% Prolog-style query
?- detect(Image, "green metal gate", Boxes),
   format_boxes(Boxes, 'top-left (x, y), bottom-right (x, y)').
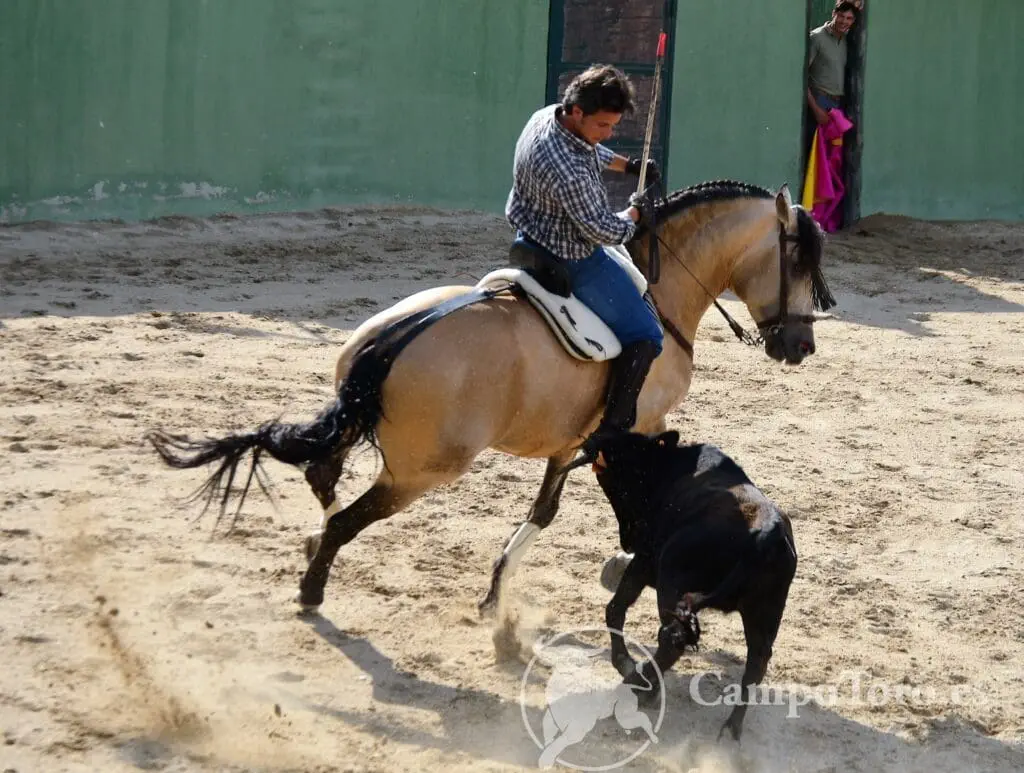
top-left (545, 0), bottom-right (678, 206)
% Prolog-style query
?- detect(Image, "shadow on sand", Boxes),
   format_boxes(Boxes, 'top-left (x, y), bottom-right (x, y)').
top-left (292, 614), bottom-right (1023, 772)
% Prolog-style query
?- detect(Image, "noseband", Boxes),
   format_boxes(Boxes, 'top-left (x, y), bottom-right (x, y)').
top-left (648, 212), bottom-right (823, 353)
top-left (754, 223), bottom-right (818, 340)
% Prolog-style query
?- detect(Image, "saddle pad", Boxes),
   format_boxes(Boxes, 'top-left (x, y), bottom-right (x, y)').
top-left (476, 268), bottom-right (621, 362)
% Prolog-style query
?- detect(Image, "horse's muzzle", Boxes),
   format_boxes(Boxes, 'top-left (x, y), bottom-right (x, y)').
top-left (765, 324), bottom-right (815, 365)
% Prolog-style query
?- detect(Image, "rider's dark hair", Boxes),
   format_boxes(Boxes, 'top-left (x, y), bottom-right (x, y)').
top-left (562, 65), bottom-right (636, 116)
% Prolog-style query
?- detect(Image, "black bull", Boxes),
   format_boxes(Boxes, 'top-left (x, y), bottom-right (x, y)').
top-left (591, 430), bottom-right (798, 742)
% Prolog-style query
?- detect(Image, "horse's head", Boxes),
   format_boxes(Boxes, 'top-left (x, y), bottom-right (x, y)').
top-left (729, 184), bottom-right (835, 365)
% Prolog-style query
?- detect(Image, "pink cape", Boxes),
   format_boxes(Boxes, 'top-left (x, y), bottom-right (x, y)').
top-left (802, 109), bottom-right (854, 232)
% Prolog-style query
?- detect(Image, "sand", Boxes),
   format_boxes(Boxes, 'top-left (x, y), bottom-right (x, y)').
top-left (1, 206), bottom-right (1022, 772)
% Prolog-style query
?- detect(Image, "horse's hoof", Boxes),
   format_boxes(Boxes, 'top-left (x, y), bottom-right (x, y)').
top-left (477, 595), bottom-right (498, 620)
top-left (304, 532), bottom-right (323, 562)
top-left (293, 592), bottom-right (321, 615)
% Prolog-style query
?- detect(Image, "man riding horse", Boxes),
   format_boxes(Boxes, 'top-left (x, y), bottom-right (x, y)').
top-left (149, 61), bottom-right (835, 617)
top-left (506, 65), bottom-right (663, 462)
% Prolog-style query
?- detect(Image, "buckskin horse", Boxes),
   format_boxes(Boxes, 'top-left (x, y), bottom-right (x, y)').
top-left (149, 180), bottom-right (834, 616)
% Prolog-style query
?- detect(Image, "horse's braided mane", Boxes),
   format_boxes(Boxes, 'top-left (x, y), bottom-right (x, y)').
top-left (636, 178), bottom-right (836, 312)
top-left (654, 179), bottom-right (773, 222)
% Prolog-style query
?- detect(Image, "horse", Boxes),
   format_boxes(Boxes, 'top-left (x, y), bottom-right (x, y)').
top-left (149, 180), bottom-right (834, 617)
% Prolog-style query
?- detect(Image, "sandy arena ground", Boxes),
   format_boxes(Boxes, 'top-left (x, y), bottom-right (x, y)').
top-left (1, 206), bottom-right (1022, 772)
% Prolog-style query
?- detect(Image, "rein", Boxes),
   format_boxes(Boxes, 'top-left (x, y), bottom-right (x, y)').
top-left (646, 216), bottom-right (807, 352)
top-left (650, 295), bottom-right (693, 359)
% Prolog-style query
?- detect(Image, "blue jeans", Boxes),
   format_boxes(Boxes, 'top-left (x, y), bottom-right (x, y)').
top-left (514, 235), bottom-right (663, 353)
top-left (564, 247), bottom-right (664, 353)
top-left (814, 92), bottom-right (841, 112)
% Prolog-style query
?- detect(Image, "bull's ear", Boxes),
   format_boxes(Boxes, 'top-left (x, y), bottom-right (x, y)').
top-left (656, 430), bottom-right (679, 447)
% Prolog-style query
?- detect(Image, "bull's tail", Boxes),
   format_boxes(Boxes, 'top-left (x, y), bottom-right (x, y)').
top-left (148, 337), bottom-right (386, 522)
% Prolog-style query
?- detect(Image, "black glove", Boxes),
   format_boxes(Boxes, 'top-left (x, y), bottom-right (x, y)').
top-left (625, 156), bottom-right (662, 189)
top-left (628, 191), bottom-right (655, 229)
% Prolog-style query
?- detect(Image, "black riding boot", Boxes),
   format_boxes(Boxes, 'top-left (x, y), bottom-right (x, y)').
top-left (580, 340), bottom-right (661, 460)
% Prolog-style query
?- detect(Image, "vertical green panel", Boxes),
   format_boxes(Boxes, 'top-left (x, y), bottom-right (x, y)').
top-left (667, 0), bottom-right (807, 192)
top-left (861, 1), bottom-right (1024, 220)
top-left (0, 0), bottom-right (548, 223)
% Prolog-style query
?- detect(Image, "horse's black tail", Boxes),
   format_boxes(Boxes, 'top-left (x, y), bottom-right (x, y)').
top-left (148, 337), bottom-right (385, 521)
top-left (149, 285), bottom-right (505, 522)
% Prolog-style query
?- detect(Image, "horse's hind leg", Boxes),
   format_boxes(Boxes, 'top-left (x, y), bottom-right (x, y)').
top-left (297, 479), bottom-right (426, 612)
top-left (478, 449), bottom-right (574, 616)
top-left (303, 445), bottom-right (350, 560)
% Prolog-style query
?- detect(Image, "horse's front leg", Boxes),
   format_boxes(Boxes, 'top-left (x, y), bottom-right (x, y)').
top-left (478, 449), bottom-right (575, 616)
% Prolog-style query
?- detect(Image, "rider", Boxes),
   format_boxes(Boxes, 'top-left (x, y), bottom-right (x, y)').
top-left (505, 64), bottom-right (663, 459)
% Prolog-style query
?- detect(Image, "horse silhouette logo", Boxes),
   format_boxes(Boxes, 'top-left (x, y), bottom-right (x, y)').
top-left (519, 627), bottom-right (665, 770)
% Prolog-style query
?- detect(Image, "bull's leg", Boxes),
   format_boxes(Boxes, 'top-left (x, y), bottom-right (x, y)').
top-left (605, 559), bottom-right (650, 677)
top-left (627, 579), bottom-right (694, 706)
top-left (596, 420), bottom-right (665, 592)
top-left (719, 595), bottom-right (788, 743)
top-left (478, 450), bottom-right (574, 616)
top-left (296, 481), bottom-right (427, 612)
top-left (303, 445), bottom-right (351, 560)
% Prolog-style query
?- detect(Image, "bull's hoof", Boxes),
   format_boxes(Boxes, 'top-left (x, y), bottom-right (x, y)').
top-left (304, 532), bottom-right (323, 563)
top-left (717, 717), bottom-right (742, 743)
top-left (625, 664), bottom-right (661, 708)
top-left (293, 592), bottom-right (321, 615)
top-left (600, 551), bottom-right (634, 593)
top-left (637, 684), bottom-right (661, 709)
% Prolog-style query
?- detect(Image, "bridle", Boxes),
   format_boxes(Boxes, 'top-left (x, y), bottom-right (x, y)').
top-left (646, 217), bottom-right (814, 354)
top-left (752, 223), bottom-right (819, 340)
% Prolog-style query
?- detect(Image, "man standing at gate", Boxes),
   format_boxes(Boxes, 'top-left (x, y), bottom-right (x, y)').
top-left (803, 1), bottom-right (860, 231)
top-left (806, 1), bottom-right (859, 125)
top-left (505, 64), bottom-right (663, 459)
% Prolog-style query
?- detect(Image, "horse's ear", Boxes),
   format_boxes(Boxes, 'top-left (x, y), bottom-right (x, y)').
top-left (656, 430), bottom-right (679, 448)
top-left (775, 184), bottom-right (798, 231)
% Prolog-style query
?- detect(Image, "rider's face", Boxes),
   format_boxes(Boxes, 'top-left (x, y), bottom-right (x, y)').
top-left (567, 106), bottom-right (622, 146)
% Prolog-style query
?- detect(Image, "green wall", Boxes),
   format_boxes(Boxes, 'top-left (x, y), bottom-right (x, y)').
top-left (861, 1), bottom-right (1024, 220)
top-left (667, 0), bottom-right (807, 193)
top-left (809, 0), bottom-right (835, 29)
top-left (0, 0), bottom-right (548, 223)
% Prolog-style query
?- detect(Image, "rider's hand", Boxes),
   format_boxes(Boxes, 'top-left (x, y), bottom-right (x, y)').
top-left (628, 192), bottom-right (655, 229)
top-left (625, 157), bottom-right (662, 189)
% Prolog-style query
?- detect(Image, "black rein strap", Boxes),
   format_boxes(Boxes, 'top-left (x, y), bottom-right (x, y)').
top-left (645, 216), bottom-right (808, 351)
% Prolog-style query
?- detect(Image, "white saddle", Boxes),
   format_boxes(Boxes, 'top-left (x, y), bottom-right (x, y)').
top-left (475, 245), bottom-right (648, 362)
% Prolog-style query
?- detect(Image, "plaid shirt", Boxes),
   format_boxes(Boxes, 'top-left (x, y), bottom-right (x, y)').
top-left (505, 104), bottom-right (636, 261)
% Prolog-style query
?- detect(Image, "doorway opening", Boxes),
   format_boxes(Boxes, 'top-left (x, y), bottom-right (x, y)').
top-left (799, 0), bottom-right (868, 229)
